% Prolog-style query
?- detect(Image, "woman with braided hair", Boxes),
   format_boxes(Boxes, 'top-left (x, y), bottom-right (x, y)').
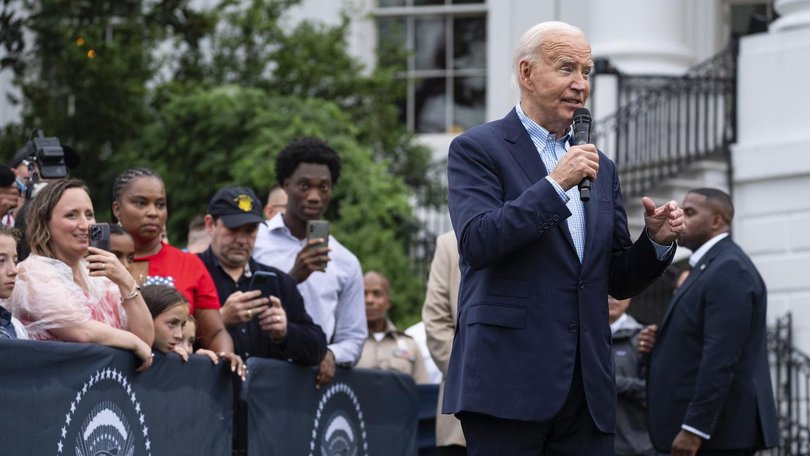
top-left (112, 167), bottom-right (244, 378)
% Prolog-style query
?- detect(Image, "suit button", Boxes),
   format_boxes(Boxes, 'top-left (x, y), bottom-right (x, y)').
top-left (537, 228), bottom-right (543, 234)
top-left (552, 215), bottom-right (560, 222)
top-left (543, 223), bottom-right (549, 229)
top-left (569, 324), bottom-right (578, 333)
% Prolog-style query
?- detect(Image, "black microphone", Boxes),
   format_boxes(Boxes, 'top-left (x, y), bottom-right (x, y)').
top-left (572, 108), bottom-right (592, 202)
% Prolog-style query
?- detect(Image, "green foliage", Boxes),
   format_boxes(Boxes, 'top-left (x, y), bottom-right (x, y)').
top-left (0, 1), bottom-right (153, 193)
top-left (112, 87), bottom-right (424, 323)
top-left (188, 0), bottom-right (440, 207)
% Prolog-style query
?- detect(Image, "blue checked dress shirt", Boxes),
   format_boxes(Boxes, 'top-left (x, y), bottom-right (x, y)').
top-left (516, 103), bottom-right (586, 262)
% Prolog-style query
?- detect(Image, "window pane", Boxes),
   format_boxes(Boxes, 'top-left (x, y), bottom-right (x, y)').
top-left (414, 0), bottom-right (444, 5)
top-left (415, 17), bottom-right (446, 70)
top-left (452, 76), bottom-right (485, 132)
top-left (376, 18), bottom-right (407, 68)
top-left (415, 77), bottom-right (447, 133)
top-left (378, 0), bottom-right (406, 6)
top-left (452, 0), bottom-right (484, 3)
top-left (453, 15), bottom-right (486, 70)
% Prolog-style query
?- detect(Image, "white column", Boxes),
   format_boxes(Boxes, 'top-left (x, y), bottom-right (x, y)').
top-left (588, 0), bottom-right (693, 76)
top-left (771, 0), bottom-right (810, 31)
top-left (734, 25), bottom-right (810, 350)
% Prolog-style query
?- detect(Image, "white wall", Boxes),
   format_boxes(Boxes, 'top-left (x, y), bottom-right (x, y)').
top-left (734, 25), bottom-right (810, 351)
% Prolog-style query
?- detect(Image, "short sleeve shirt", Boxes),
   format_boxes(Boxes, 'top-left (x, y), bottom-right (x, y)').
top-left (134, 243), bottom-right (220, 313)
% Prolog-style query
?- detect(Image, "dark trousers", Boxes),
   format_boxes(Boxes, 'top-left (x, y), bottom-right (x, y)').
top-left (435, 445), bottom-right (467, 456)
top-left (457, 359), bottom-right (612, 456)
top-left (656, 449), bottom-right (755, 455)
top-left (698, 451), bottom-right (755, 456)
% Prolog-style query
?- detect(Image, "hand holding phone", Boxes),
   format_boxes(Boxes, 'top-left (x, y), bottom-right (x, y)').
top-left (307, 220), bottom-right (329, 251)
top-left (289, 221), bottom-right (331, 283)
top-left (248, 271), bottom-right (280, 299)
top-left (307, 220), bottom-right (329, 268)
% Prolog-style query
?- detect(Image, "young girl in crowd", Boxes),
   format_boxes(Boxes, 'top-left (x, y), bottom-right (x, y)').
top-left (141, 284), bottom-right (188, 355)
top-left (109, 224), bottom-right (135, 273)
top-left (111, 168), bottom-right (243, 377)
top-left (179, 315), bottom-right (197, 353)
top-left (141, 285), bottom-right (217, 363)
top-left (0, 225), bottom-right (26, 339)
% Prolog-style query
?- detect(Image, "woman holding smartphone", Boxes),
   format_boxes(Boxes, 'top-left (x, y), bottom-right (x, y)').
top-left (11, 179), bottom-right (154, 371)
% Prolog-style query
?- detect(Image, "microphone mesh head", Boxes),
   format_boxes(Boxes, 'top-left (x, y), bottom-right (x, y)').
top-left (573, 108), bottom-right (591, 125)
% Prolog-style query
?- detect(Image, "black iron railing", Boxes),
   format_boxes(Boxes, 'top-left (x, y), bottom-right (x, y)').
top-left (592, 41), bottom-right (738, 197)
top-left (769, 312), bottom-right (810, 455)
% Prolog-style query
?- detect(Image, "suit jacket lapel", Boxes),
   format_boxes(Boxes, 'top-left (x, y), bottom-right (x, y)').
top-left (502, 109), bottom-right (548, 185)
top-left (502, 109), bottom-right (577, 256)
top-left (581, 158), bottom-right (600, 266)
top-left (658, 237), bottom-right (732, 332)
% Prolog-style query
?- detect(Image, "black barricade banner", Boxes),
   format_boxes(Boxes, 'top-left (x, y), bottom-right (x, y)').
top-left (0, 339), bottom-right (233, 455)
top-left (243, 358), bottom-right (418, 456)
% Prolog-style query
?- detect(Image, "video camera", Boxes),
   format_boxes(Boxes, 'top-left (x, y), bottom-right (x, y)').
top-left (27, 129), bottom-right (71, 179)
top-left (18, 129), bottom-right (80, 199)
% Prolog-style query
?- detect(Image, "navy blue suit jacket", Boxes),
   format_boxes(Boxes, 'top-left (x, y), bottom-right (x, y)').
top-left (647, 236), bottom-right (778, 451)
top-left (444, 109), bottom-right (674, 432)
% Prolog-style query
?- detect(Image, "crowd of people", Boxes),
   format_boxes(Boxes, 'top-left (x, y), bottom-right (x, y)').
top-left (0, 135), bottom-right (446, 452)
top-left (0, 18), bottom-right (781, 456)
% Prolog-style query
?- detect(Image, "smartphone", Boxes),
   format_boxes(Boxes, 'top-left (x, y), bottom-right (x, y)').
top-left (307, 220), bottom-right (329, 250)
top-left (89, 223), bottom-right (110, 251)
top-left (248, 270), bottom-right (280, 299)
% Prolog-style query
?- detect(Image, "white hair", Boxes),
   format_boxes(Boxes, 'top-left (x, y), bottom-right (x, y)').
top-left (513, 21), bottom-right (586, 82)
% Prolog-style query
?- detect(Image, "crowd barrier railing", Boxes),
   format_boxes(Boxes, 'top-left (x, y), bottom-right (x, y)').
top-left (0, 340), bottom-right (425, 455)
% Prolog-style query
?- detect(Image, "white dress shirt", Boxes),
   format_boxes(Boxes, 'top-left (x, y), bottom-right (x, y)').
top-left (252, 214), bottom-right (367, 365)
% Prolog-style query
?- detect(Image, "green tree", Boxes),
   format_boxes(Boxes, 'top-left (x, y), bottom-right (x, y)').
top-left (175, 0), bottom-right (440, 207)
top-left (0, 1), bottom-right (150, 186)
top-left (0, 0), bottom-right (214, 202)
top-left (113, 86), bottom-right (423, 324)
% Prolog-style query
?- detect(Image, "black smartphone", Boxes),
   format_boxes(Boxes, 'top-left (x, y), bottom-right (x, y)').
top-left (248, 271), bottom-right (280, 299)
top-left (89, 223), bottom-right (110, 251)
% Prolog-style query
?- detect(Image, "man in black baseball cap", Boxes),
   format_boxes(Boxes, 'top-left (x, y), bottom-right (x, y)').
top-left (207, 186), bottom-right (265, 229)
top-left (197, 185), bottom-right (327, 452)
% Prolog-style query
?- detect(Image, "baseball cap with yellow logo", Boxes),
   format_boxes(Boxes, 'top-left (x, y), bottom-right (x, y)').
top-left (208, 186), bottom-right (264, 228)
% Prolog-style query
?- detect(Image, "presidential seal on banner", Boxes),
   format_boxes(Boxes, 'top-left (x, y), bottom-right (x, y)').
top-left (57, 368), bottom-right (151, 456)
top-left (309, 382), bottom-right (368, 456)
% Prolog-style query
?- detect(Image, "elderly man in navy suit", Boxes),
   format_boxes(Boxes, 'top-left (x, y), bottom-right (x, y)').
top-left (645, 188), bottom-right (778, 456)
top-left (445, 21), bottom-right (685, 455)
